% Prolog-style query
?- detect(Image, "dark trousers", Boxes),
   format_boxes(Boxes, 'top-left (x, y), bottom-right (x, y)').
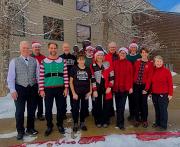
top-left (152, 94), bottom-right (169, 129)
top-left (36, 94), bottom-right (44, 117)
top-left (93, 90), bottom-right (111, 125)
top-left (14, 84), bottom-right (38, 133)
top-left (134, 84), bottom-right (148, 122)
top-left (109, 98), bottom-right (115, 117)
top-left (44, 87), bottom-right (65, 128)
top-left (63, 88), bottom-right (73, 116)
top-left (115, 92), bottom-right (127, 126)
top-left (128, 92), bottom-right (135, 118)
top-left (72, 94), bottom-right (88, 124)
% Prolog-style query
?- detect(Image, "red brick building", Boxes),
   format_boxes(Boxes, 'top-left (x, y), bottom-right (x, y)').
top-left (133, 11), bottom-right (180, 73)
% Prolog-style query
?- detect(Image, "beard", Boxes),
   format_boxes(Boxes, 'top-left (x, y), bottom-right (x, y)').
top-left (50, 51), bottom-right (57, 56)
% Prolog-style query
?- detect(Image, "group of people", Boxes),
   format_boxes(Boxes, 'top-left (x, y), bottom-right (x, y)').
top-left (7, 40), bottom-right (173, 140)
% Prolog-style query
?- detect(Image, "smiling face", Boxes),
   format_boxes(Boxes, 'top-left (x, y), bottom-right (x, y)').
top-left (62, 43), bottom-right (70, 54)
top-left (48, 43), bottom-right (58, 56)
top-left (119, 51), bottom-right (126, 60)
top-left (154, 58), bottom-right (163, 68)
top-left (32, 46), bottom-right (41, 56)
top-left (96, 54), bottom-right (104, 63)
top-left (108, 42), bottom-right (117, 54)
top-left (20, 41), bottom-right (30, 57)
top-left (141, 50), bottom-right (149, 59)
top-left (129, 47), bottom-right (137, 55)
top-left (85, 48), bottom-right (94, 58)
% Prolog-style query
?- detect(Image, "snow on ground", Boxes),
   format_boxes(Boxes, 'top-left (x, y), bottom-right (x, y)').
top-left (25, 134), bottom-right (180, 147)
top-left (171, 72), bottom-right (177, 77)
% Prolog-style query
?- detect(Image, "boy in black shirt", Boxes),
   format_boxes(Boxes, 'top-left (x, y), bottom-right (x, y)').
top-left (70, 53), bottom-right (92, 132)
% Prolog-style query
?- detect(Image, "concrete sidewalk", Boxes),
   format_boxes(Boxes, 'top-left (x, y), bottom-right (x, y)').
top-left (0, 75), bottom-right (179, 147)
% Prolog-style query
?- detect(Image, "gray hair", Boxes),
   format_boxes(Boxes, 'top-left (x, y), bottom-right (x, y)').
top-left (154, 55), bottom-right (163, 62)
top-left (108, 41), bottom-right (117, 48)
top-left (20, 41), bottom-right (29, 49)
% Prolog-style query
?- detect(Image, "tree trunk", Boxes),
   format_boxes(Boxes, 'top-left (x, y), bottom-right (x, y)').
top-left (102, 0), bottom-right (109, 48)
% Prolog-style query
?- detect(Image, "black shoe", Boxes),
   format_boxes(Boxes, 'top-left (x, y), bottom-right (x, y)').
top-left (96, 124), bottom-right (102, 128)
top-left (142, 122), bottom-right (148, 128)
top-left (16, 132), bottom-right (24, 140)
top-left (73, 123), bottom-right (78, 132)
top-left (117, 125), bottom-right (125, 130)
top-left (80, 122), bottom-right (87, 131)
top-left (158, 126), bottom-right (167, 131)
top-left (58, 126), bottom-right (65, 134)
top-left (26, 129), bottom-right (38, 135)
top-left (152, 123), bottom-right (159, 128)
top-left (134, 121), bottom-right (141, 127)
top-left (103, 124), bottom-right (108, 128)
top-left (37, 115), bottom-right (45, 121)
top-left (44, 128), bottom-right (52, 136)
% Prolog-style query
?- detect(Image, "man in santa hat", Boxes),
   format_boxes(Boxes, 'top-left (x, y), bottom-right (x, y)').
top-left (31, 41), bottom-right (46, 121)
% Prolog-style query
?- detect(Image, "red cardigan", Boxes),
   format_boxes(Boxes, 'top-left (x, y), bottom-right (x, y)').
top-left (146, 66), bottom-right (173, 96)
top-left (113, 59), bottom-right (133, 92)
top-left (133, 59), bottom-right (153, 88)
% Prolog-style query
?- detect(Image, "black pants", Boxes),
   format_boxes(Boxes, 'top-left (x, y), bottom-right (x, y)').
top-left (63, 88), bottom-right (73, 116)
top-left (72, 94), bottom-right (88, 124)
top-left (36, 94), bottom-right (44, 117)
top-left (93, 90), bottom-right (111, 125)
top-left (128, 92), bottom-right (135, 118)
top-left (134, 84), bottom-right (148, 122)
top-left (44, 87), bottom-right (65, 128)
top-left (152, 94), bottom-right (169, 129)
top-left (115, 92), bottom-right (127, 126)
top-left (14, 84), bottom-right (38, 133)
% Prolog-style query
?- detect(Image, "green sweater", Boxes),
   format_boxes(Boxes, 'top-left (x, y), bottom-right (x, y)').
top-left (126, 54), bottom-right (141, 63)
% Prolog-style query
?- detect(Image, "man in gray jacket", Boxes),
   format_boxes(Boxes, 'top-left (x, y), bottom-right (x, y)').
top-left (7, 41), bottom-right (39, 140)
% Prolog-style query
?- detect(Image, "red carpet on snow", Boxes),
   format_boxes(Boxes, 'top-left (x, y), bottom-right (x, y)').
top-left (10, 132), bottom-right (180, 147)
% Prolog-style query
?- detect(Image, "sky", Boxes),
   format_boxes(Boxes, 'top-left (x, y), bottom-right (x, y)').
top-left (150, 0), bottom-right (180, 13)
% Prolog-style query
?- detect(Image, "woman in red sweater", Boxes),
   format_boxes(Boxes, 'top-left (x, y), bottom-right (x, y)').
top-left (113, 47), bottom-right (133, 130)
top-left (133, 47), bottom-right (153, 128)
top-left (146, 55), bottom-right (173, 130)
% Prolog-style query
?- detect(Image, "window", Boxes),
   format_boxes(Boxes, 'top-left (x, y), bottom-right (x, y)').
top-left (43, 16), bottom-right (64, 41)
top-left (51, 0), bottom-right (63, 5)
top-left (76, 24), bottom-right (91, 43)
top-left (76, 0), bottom-right (90, 13)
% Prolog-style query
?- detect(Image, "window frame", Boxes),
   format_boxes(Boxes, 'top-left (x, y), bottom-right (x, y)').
top-left (76, 23), bottom-right (91, 43)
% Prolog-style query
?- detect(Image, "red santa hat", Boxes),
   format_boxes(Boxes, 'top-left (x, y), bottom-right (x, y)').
top-left (85, 45), bottom-right (95, 51)
top-left (118, 47), bottom-right (129, 54)
top-left (94, 50), bottom-right (104, 58)
top-left (32, 41), bottom-right (42, 48)
top-left (129, 43), bottom-right (138, 49)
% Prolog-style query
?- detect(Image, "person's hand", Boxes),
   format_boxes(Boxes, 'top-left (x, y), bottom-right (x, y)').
top-left (73, 93), bottom-right (78, 100)
top-left (85, 92), bottom-right (92, 100)
top-left (168, 95), bottom-right (173, 101)
top-left (11, 91), bottom-right (18, 100)
top-left (63, 88), bottom-right (68, 97)
top-left (106, 87), bottom-right (111, 94)
top-left (40, 90), bottom-right (45, 98)
top-left (93, 91), bottom-right (98, 98)
top-left (129, 88), bottom-right (133, 94)
top-left (142, 90), bottom-right (147, 95)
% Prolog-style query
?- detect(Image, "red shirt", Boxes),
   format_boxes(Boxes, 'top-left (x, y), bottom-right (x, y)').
top-left (31, 54), bottom-right (46, 64)
top-left (113, 59), bottom-right (133, 92)
top-left (147, 66), bottom-right (173, 96)
top-left (133, 59), bottom-right (153, 87)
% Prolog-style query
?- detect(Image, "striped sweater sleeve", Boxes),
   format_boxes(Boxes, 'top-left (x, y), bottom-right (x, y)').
top-left (39, 60), bottom-right (45, 91)
top-left (63, 60), bottom-right (69, 88)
